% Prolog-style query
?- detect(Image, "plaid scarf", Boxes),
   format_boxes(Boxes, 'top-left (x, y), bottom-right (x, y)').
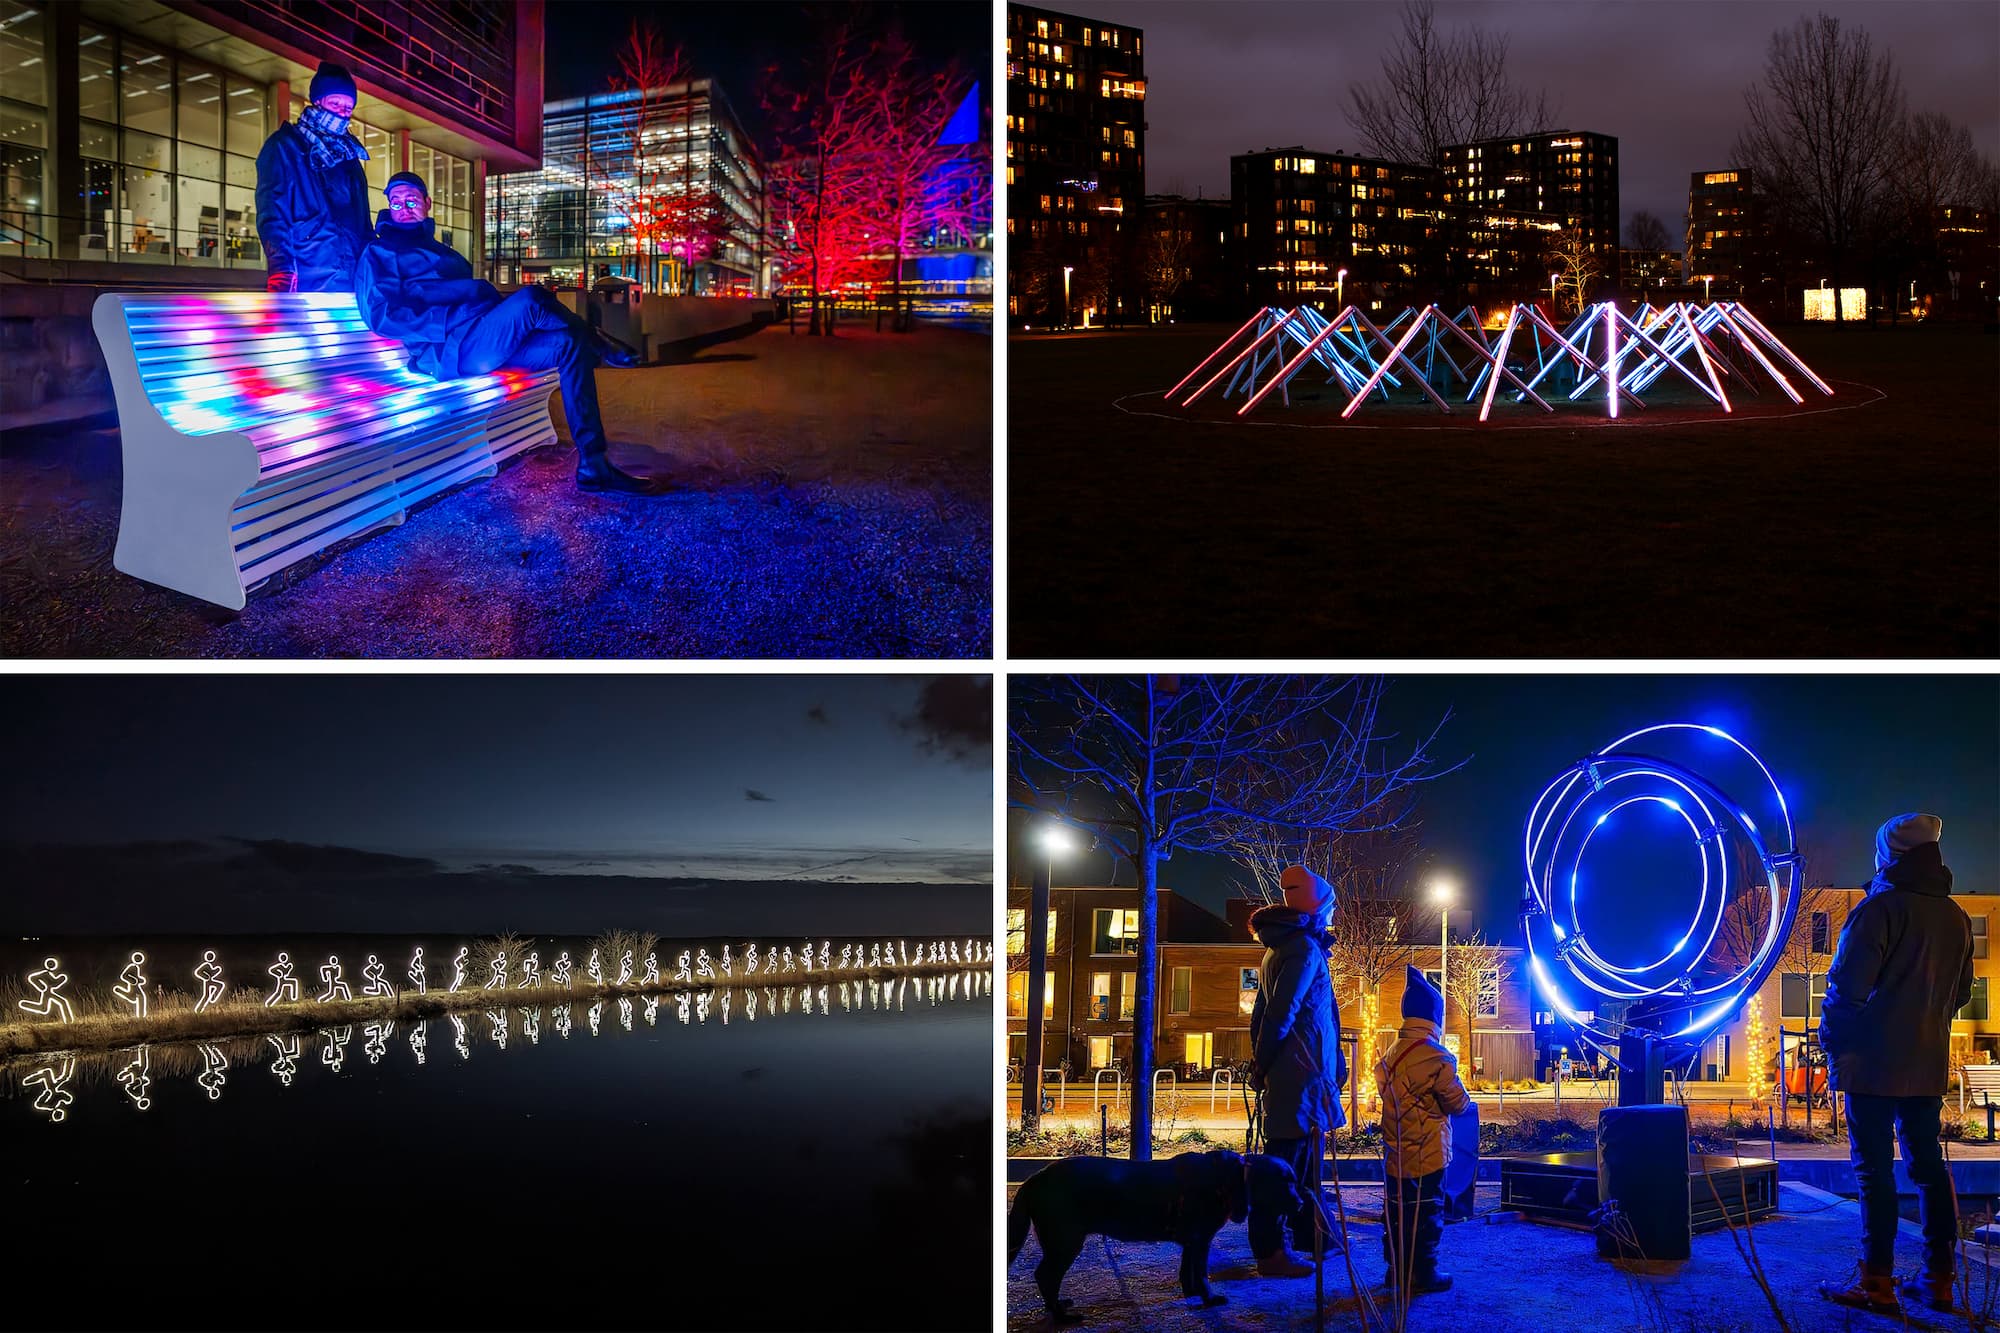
top-left (297, 103), bottom-right (369, 172)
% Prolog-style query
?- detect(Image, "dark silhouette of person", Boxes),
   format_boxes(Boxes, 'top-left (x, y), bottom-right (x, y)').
top-left (353, 172), bottom-right (667, 496)
top-left (255, 61), bottom-right (372, 293)
top-left (1820, 814), bottom-right (1971, 1317)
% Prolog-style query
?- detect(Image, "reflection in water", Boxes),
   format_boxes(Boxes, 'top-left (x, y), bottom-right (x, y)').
top-left (487, 1009), bottom-right (507, 1051)
top-left (553, 1003), bottom-right (572, 1040)
top-left (618, 996), bottom-right (633, 1032)
top-left (521, 1005), bottom-right (540, 1044)
top-left (198, 1043), bottom-right (227, 1099)
top-left (321, 1026), bottom-right (350, 1073)
top-left (363, 1020), bottom-right (392, 1064)
top-left (267, 1034), bottom-right (298, 1086)
top-left (643, 996), bottom-right (658, 1027)
top-left (116, 1047), bottom-right (152, 1110)
top-left (588, 999), bottom-right (602, 1036)
top-left (24, 1054), bottom-right (76, 1121)
top-left (450, 1013), bottom-right (469, 1061)
top-left (409, 1022), bottom-right (427, 1065)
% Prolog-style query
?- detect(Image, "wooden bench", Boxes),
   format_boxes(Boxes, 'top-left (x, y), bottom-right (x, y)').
top-left (1961, 1063), bottom-right (2000, 1115)
top-left (93, 290), bottom-right (560, 609)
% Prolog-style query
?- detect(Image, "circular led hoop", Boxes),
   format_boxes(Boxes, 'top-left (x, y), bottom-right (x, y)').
top-left (1521, 723), bottom-right (1802, 1066)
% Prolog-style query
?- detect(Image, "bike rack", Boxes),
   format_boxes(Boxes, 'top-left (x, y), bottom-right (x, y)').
top-left (1153, 1067), bottom-right (1177, 1119)
top-left (1209, 1067), bottom-right (1234, 1114)
top-left (1093, 1066), bottom-right (1124, 1109)
top-left (1044, 1066), bottom-right (1067, 1114)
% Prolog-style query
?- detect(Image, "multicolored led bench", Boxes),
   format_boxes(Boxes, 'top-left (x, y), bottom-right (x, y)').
top-left (92, 291), bottom-right (561, 609)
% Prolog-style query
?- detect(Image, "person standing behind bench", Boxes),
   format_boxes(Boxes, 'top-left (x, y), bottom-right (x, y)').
top-left (255, 61), bottom-right (372, 293)
top-left (353, 172), bottom-right (668, 496)
top-left (1820, 814), bottom-right (1971, 1317)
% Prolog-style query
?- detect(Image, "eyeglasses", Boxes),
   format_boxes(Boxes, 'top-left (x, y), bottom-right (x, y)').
top-left (387, 198), bottom-right (427, 212)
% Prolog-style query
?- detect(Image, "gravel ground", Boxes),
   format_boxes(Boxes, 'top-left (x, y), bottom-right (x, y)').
top-left (0, 323), bottom-right (990, 658)
top-left (1006, 1179), bottom-right (1999, 1332)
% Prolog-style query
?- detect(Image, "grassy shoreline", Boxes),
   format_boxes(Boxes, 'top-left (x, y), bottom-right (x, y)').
top-left (0, 961), bottom-right (985, 1064)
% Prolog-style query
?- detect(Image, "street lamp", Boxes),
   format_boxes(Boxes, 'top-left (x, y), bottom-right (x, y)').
top-left (1062, 266), bottom-right (1074, 331)
top-left (1337, 267), bottom-right (1348, 307)
top-left (1549, 272), bottom-right (1559, 310)
top-left (1703, 275), bottom-right (1712, 303)
top-left (1023, 823), bottom-right (1073, 1132)
top-left (1431, 878), bottom-right (1455, 1030)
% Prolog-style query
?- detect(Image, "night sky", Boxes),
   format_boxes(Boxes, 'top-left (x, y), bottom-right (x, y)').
top-left (542, 0), bottom-right (990, 143)
top-left (1013, 675), bottom-right (1998, 936)
top-left (4, 675), bottom-right (992, 935)
top-left (1085, 0), bottom-right (2000, 243)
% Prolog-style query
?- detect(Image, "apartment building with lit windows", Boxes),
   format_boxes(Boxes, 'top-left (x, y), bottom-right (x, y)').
top-left (1003, 3), bottom-right (1144, 323)
top-left (1686, 168), bottom-right (1776, 303)
top-left (1442, 131), bottom-right (1618, 295)
top-left (1230, 146), bottom-right (1440, 312)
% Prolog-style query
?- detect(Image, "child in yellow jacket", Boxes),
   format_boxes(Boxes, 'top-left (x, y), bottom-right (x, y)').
top-left (1375, 965), bottom-right (1471, 1294)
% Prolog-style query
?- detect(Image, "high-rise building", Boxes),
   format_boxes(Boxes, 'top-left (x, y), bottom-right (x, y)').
top-left (1140, 192), bottom-right (1230, 321)
top-left (1004, 3), bottom-right (1144, 323)
top-left (486, 79), bottom-right (767, 295)
top-left (1442, 131), bottom-right (1619, 295)
top-left (1686, 168), bottom-right (1768, 300)
top-left (0, 0), bottom-right (543, 280)
top-left (1230, 147), bottom-right (1439, 312)
top-left (1619, 247), bottom-right (1683, 292)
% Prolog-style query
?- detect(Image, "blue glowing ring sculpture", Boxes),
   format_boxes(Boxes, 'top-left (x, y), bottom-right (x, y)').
top-left (1521, 724), bottom-right (1803, 1068)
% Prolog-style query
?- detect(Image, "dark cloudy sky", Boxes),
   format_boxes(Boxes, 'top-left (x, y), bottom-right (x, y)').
top-left (1089, 0), bottom-right (2000, 242)
top-left (5, 675), bottom-right (991, 884)
top-left (1012, 675), bottom-right (1998, 935)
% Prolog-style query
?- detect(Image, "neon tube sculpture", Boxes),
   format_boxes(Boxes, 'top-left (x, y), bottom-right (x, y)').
top-left (17, 957), bottom-right (75, 1022)
top-left (268, 1034), bottom-right (299, 1086)
top-left (26, 1055), bottom-right (76, 1121)
top-left (587, 950), bottom-right (604, 986)
top-left (805, 939), bottom-right (819, 973)
top-left (266, 953), bottom-right (300, 1006)
top-left (198, 1043), bottom-right (228, 1100)
top-left (720, 945), bottom-right (733, 978)
top-left (518, 952), bottom-right (541, 988)
top-left (643, 952), bottom-right (660, 985)
top-left (362, 955), bottom-right (393, 999)
top-left (1522, 722), bottom-right (1803, 1072)
top-left (485, 954), bottom-right (508, 991)
top-left (674, 950), bottom-right (693, 983)
top-left (111, 951), bottom-right (150, 1018)
top-left (317, 956), bottom-right (352, 1003)
top-left (745, 943), bottom-right (760, 975)
top-left (117, 1046), bottom-right (152, 1110)
top-left (450, 946), bottom-right (469, 993)
top-left (408, 947), bottom-right (426, 995)
top-left (617, 950), bottom-right (634, 985)
top-left (552, 952), bottom-right (573, 989)
top-left (781, 946), bottom-right (796, 973)
top-left (194, 951), bottom-right (226, 1013)
top-left (695, 948), bottom-right (713, 980)
top-left (409, 1021), bottom-right (428, 1064)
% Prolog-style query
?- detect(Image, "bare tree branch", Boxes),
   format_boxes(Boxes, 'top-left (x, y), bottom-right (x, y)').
top-left (1346, 0), bottom-right (1558, 166)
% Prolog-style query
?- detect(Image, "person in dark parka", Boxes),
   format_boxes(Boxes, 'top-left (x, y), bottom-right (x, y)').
top-left (1819, 814), bottom-right (1971, 1317)
top-left (254, 61), bottom-right (373, 293)
top-left (1248, 865), bottom-right (1346, 1278)
top-left (352, 172), bottom-right (666, 496)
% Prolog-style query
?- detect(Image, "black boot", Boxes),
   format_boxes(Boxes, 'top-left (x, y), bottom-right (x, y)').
top-left (575, 437), bottom-right (670, 496)
top-left (594, 331), bottom-right (643, 368)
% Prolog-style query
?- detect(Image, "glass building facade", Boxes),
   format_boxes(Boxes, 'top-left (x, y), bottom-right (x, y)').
top-left (486, 79), bottom-right (767, 295)
top-left (0, 0), bottom-right (541, 279)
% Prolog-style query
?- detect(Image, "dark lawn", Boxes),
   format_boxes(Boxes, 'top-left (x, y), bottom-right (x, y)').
top-left (1008, 320), bottom-right (1997, 658)
top-left (0, 324), bottom-right (991, 659)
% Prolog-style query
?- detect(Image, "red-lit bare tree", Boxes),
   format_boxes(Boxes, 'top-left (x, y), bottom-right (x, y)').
top-left (1009, 675), bottom-right (1457, 1159)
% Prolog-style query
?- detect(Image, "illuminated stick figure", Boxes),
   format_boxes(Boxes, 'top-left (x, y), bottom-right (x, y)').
top-left (802, 939), bottom-right (816, 973)
top-left (268, 1033), bottom-right (299, 1086)
top-left (266, 953), bottom-right (300, 1006)
top-left (317, 955), bottom-right (352, 1003)
top-left (839, 944), bottom-right (852, 971)
top-left (617, 951), bottom-right (633, 986)
top-left (881, 939), bottom-right (894, 967)
top-left (819, 941), bottom-right (831, 970)
top-left (24, 1054), bottom-right (76, 1122)
top-left (198, 1043), bottom-right (227, 1100)
top-left (695, 990), bottom-right (711, 1024)
top-left (113, 951), bottom-right (150, 1018)
top-left (362, 955), bottom-right (393, 1000)
top-left (720, 945), bottom-right (733, 978)
top-left (322, 1026), bottom-right (350, 1072)
top-left (117, 1046), bottom-right (152, 1110)
top-left (485, 954), bottom-right (508, 991)
top-left (676, 992), bottom-right (691, 1024)
top-left (450, 1013), bottom-right (470, 1060)
top-left (695, 948), bottom-right (714, 980)
top-left (487, 1008), bottom-right (507, 1050)
top-left (643, 996), bottom-right (658, 1027)
top-left (552, 1004), bottom-right (572, 1039)
top-left (746, 989), bottom-right (759, 1022)
top-left (781, 946), bottom-right (796, 973)
top-left (450, 946), bottom-right (469, 993)
top-left (552, 952), bottom-right (573, 989)
top-left (745, 943), bottom-right (760, 975)
top-left (868, 944), bottom-right (880, 968)
top-left (673, 950), bottom-right (692, 983)
top-left (409, 1021), bottom-right (428, 1065)
top-left (586, 949), bottom-right (604, 987)
top-left (194, 951), bottom-right (226, 1013)
top-left (642, 953), bottom-right (659, 985)
top-left (17, 957), bottom-right (75, 1022)
top-left (363, 1021), bottom-right (391, 1063)
top-left (950, 942), bottom-right (960, 965)
top-left (521, 1006), bottom-right (540, 1044)
top-left (721, 989), bottom-right (730, 1025)
top-left (518, 952), bottom-right (541, 989)
top-left (899, 941), bottom-right (908, 967)
top-left (408, 947), bottom-right (427, 994)
top-left (588, 999), bottom-right (602, 1036)
top-left (618, 996), bottom-right (633, 1031)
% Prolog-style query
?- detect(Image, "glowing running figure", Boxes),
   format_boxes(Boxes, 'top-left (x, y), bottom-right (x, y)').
top-left (24, 1055), bottom-right (76, 1122)
top-left (617, 951), bottom-right (633, 986)
top-left (820, 941), bottom-right (831, 970)
top-left (781, 946), bottom-right (795, 973)
top-left (587, 949), bottom-right (604, 986)
top-left (322, 1026), bottom-right (350, 1072)
top-left (450, 946), bottom-right (469, 993)
top-left (17, 957), bottom-right (75, 1022)
top-left (117, 1046), bottom-right (152, 1110)
top-left (362, 955), bottom-right (393, 999)
top-left (839, 944), bottom-right (852, 970)
top-left (486, 954), bottom-right (508, 991)
top-left (642, 952), bottom-right (659, 985)
top-left (868, 944), bottom-right (880, 968)
top-left (899, 941), bottom-right (908, 966)
top-left (696, 948), bottom-right (714, 980)
top-left (198, 1043), bottom-right (227, 1099)
top-left (674, 950), bottom-right (693, 983)
top-left (194, 951), bottom-right (226, 1013)
top-left (553, 952), bottom-right (573, 989)
top-left (720, 945), bottom-right (733, 978)
top-left (408, 947), bottom-right (426, 994)
top-left (803, 939), bottom-right (816, 973)
top-left (950, 942), bottom-right (960, 965)
top-left (518, 952), bottom-right (541, 988)
top-left (317, 955), bottom-right (352, 1002)
top-left (268, 1034), bottom-right (299, 1086)
top-left (113, 951), bottom-right (150, 1017)
top-left (745, 943), bottom-right (760, 975)
top-left (266, 953), bottom-right (301, 1006)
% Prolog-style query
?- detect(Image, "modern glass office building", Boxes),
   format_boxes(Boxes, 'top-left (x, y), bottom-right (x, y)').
top-left (0, 0), bottom-right (542, 279)
top-left (485, 79), bottom-right (768, 296)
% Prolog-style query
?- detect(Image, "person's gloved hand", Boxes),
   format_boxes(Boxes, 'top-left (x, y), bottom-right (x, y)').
top-left (265, 271), bottom-right (295, 293)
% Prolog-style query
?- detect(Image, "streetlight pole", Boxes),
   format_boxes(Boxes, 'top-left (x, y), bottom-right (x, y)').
top-left (1432, 878), bottom-right (1455, 1046)
top-left (1337, 267), bottom-right (1348, 308)
top-left (1549, 272), bottom-right (1559, 312)
top-left (1062, 266), bottom-right (1074, 331)
top-left (1023, 825), bottom-right (1071, 1133)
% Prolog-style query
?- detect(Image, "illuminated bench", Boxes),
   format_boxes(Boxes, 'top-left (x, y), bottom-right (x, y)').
top-left (92, 290), bottom-right (560, 609)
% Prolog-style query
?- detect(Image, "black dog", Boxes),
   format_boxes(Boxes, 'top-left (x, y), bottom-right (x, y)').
top-left (1006, 1149), bottom-right (1305, 1320)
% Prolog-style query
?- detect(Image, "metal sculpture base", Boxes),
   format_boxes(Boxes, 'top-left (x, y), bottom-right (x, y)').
top-left (1498, 1152), bottom-right (1778, 1233)
top-left (1617, 1033), bottom-right (1666, 1106)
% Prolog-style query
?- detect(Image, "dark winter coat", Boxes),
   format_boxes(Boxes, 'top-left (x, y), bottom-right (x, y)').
top-left (1249, 905), bottom-right (1346, 1137)
top-left (1820, 843), bottom-right (1971, 1098)
top-left (253, 122), bottom-right (373, 292)
top-left (352, 213), bottom-right (502, 378)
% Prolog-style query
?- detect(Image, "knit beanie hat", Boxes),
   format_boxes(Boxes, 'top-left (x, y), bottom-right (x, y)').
top-left (308, 61), bottom-right (357, 104)
top-left (1875, 813), bottom-right (1943, 870)
top-left (1402, 964), bottom-right (1445, 1025)
top-left (1279, 865), bottom-right (1336, 925)
top-left (385, 171), bottom-right (429, 197)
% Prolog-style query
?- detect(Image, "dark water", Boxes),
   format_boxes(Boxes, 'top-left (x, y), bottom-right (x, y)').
top-left (3, 971), bottom-right (992, 1331)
